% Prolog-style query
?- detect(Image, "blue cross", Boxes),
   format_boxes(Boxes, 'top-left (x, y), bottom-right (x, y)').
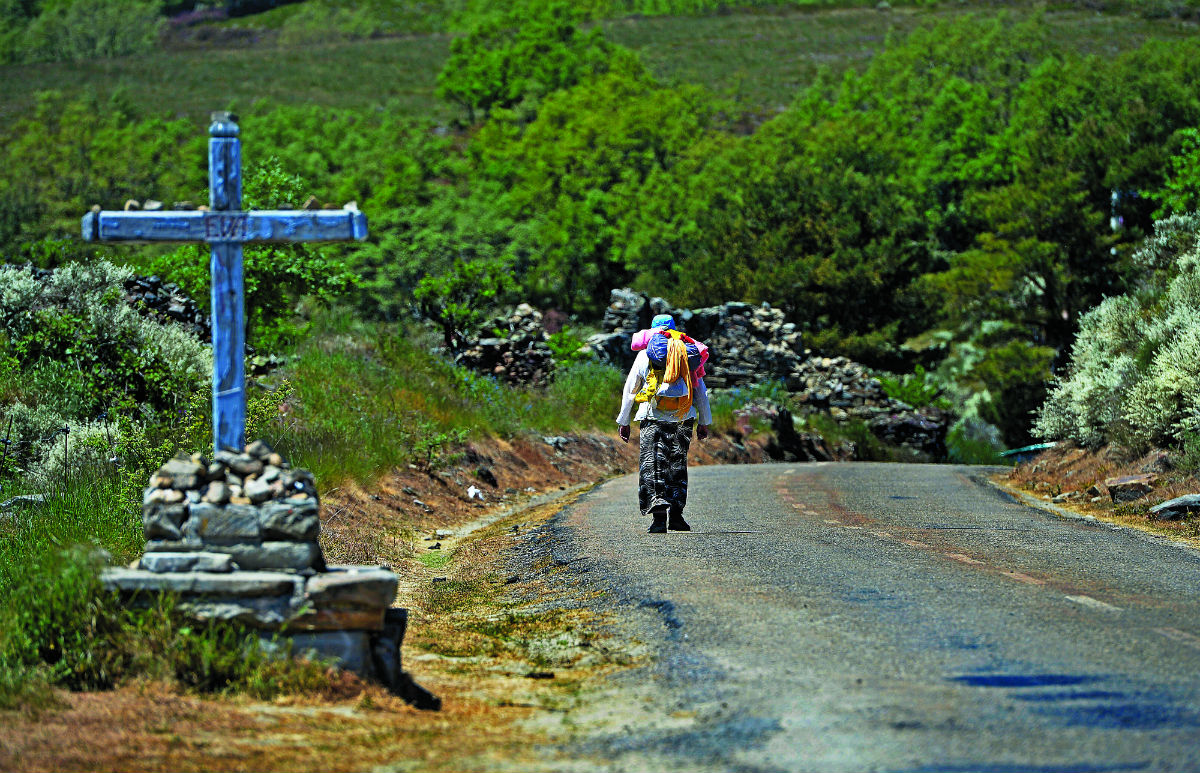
top-left (82, 112), bottom-right (368, 454)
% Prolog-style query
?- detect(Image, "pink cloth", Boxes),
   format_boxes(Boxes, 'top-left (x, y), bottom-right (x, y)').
top-left (630, 328), bottom-right (709, 380)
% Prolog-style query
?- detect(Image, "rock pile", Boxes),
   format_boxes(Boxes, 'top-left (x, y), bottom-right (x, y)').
top-left (454, 303), bottom-right (555, 387)
top-left (790, 355), bottom-right (948, 458)
top-left (455, 288), bottom-right (949, 458)
top-left (586, 289), bottom-right (948, 457)
top-left (101, 440), bottom-right (411, 689)
top-left (586, 289), bottom-right (808, 388)
top-left (123, 274), bottom-right (210, 342)
top-left (138, 439), bottom-right (323, 573)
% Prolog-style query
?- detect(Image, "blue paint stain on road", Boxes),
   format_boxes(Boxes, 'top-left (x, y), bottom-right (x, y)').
top-left (952, 674), bottom-right (1095, 688)
top-left (896, 764), bottom-right (1147, 773)
top-left (1011, 690), bottom-right (1126, 702)
top-left (1037, 695), bottom-right (1200, 730)
top-left (951, 671), bottom-right (1200, 730)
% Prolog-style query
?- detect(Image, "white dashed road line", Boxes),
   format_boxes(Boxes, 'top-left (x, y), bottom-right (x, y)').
top-left (1064, 594), bottom-right (1122, 612)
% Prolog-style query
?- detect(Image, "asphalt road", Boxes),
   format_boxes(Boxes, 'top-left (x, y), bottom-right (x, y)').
top-left (541, 462), bottom-right (1200, 773)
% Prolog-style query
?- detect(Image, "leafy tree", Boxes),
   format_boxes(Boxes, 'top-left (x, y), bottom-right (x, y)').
top-left (146, 157), bottom-right (357, 349)
top-left (474, 67), bottom-right (717, 313)
top-left (1153, 128), bottom-right (1200, 217)
top-left (0, 90), bottom-right (201, 254)
top-left (413, 255), bottom-right (514, 350)
top-left (24, 0), bottom-right (164, 62)
top-left (436, 0), bottom-right (637, 123)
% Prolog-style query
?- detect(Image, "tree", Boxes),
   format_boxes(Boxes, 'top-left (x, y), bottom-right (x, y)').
top-left (414, 256), bottom-right (514, 351)
top-left (436, 0), bottom-right (636, 123)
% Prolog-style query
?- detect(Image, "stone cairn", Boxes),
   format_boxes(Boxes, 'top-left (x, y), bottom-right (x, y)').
top-left (100, 440), bottom-right (420, 696)
top-left (454, 303), bottom-right (555, 387)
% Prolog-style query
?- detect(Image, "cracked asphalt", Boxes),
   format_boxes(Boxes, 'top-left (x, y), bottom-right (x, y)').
top-left (532, 462), bottom-right (1200, 773)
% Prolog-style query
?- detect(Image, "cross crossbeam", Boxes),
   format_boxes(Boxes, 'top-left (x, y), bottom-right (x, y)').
top-left (80, 111), bottom-right (367, 454)
top-left (82, 209), bottom-right (368, 244)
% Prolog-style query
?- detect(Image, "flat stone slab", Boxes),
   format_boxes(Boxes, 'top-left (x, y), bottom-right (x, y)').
top-left (306, 567), bottom-right (398, 609)
top-left (1105, 474), bottom-right (1157, 503)
top-left (101, 568), bottom-right (300, 597)
top-left (267, 630), bottom-right (373, 674)
top-left (1150, 494), bottom-right (1200, 521)
top-left (139, 552), bottom-right (235, 573)
top-left (216, 541), bottom-right (322, 571)
top-left (184, 502), bottom-right (261, 541)
top-left (181, 598), bottom-right (292, 628)
top-left (287, 608), bottom-right (386, 632)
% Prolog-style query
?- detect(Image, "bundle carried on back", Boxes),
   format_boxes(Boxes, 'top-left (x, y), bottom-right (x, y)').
top-left (633, 326), bottom-right (707, 419)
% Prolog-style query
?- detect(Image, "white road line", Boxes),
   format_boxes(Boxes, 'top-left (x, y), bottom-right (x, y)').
top-left (1064, 594), bottom-right (1122, 612)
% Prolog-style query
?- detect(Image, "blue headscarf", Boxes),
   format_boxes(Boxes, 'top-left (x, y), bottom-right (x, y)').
top-left (650, 313), bottom-right (676, 330)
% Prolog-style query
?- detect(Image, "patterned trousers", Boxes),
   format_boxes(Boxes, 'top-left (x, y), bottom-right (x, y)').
top-left (638, 419), bottom-right (694, 518)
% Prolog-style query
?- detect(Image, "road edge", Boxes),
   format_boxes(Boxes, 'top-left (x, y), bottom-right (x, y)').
top-left (986, 475), bottom-right (1200, 560)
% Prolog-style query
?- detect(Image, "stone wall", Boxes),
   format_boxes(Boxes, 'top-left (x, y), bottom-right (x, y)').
top-left (455, 289), bottom-right (949, 459)
top-left (454, 303), bottom-right (555, 387)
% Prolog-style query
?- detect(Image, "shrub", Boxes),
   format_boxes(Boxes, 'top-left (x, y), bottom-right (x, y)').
top-left (146, 157), bottom-right (358, 350)
top-left (0, 261), bottom-right (209, 472)
top-left (879, 364), bottom-right (948, 410)
top-left (23, 0), bottom-right (164, 63)
top-left (436, 0), bottom-right (636, 123)
top-left (1037, 213), bottom-right (1200, 448)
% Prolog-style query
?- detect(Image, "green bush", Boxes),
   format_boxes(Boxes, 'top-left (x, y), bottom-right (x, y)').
top-left (22, 0), bottom-right (164, 63)
top-left (0, 260), bottom-right (209, 475)
top-left (145, 157), bottom-right (358, 350)
top-left (436, 0), bottom-right (637, 123)
top-left (879, 365), bottom-right (948, 410)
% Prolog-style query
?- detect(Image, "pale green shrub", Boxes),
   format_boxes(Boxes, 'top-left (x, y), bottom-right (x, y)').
top-left (0, 260), bottom-right (209, 473)
top-left (27, 420), bottom-right (119, 484)
top-left (1037, 214), bottom-right (1200, 447)
top-left (1035, 295), bottom-right (1144, 447)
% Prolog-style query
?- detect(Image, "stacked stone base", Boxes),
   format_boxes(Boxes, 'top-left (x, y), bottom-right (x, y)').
top-left (101, 563), bottom-right (406, 684)
top-left (98, 441), bottom-right (432, 703)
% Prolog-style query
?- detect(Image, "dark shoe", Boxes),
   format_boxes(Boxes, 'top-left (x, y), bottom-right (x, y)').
top-left (668, 514), bottom-right (691, 532)
top-left (648, 510), bottom-right (667, 533)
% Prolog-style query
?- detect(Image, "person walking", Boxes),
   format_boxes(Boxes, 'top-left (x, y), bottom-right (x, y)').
top-left (616, 314), bottom-right (712, 533)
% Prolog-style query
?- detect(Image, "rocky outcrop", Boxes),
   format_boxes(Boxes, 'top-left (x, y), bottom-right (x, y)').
top-left (588, 289), bottom-right (948, 459)
top-left (586, 289), bottom-right (808, 388)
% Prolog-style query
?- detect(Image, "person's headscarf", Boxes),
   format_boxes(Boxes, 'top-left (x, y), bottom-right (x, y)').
top-left (651, 313), bottom-right (675, 330)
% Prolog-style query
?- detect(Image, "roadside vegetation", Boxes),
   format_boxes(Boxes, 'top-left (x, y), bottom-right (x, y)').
top-left (5, 0), bottom-right (1200, 717)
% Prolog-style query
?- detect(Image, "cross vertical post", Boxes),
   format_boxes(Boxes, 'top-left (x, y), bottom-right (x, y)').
top-left (208, 112), bottom-right (246, 453)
